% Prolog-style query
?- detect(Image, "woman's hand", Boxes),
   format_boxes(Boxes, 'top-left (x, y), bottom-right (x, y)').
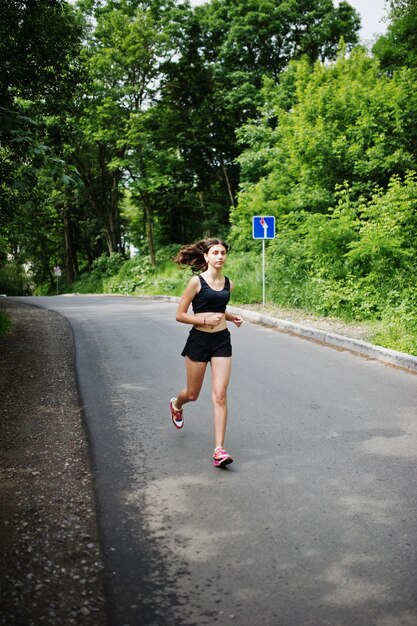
top-left (231, 315), bottom-right (243, 328)
top-left (205, 313), bottom-right (223, 326)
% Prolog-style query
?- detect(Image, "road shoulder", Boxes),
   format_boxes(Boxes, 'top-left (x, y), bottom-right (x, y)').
top-left (0, 299), bottom-right (107, 625)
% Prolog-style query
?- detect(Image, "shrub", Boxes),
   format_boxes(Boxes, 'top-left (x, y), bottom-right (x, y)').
top-left (0, 310), bottom-right (11, 335)
top-left (0, 264), bottom-right (29, 295)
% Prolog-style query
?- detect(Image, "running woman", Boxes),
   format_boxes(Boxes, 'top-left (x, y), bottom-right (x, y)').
top-left (170, 238), bottom-right (243, 468)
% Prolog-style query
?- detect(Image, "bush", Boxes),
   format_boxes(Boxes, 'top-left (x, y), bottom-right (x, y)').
top-left (0, 263), bottom-right (29, 295)
top-left (372, 287), bottom-right (417, 354)
top-left (70, 253), bottom-right (126, 294)
top-left (90, 253), bottom-right (125, 277)
top-left (62, 239), bottom-right (417, 355)
top-left (0, 309), bottom-right (11, 335)
top-left (226, 252), bottom-right (263, 303)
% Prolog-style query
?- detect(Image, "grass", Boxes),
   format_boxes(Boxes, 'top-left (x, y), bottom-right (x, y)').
top-left (0, 309), bottom-right (11, 336)
top-left (47, 248), bottom-right (417, 356)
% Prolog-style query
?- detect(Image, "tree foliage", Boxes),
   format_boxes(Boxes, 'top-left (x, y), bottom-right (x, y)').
top-left (373, 0), bottom-right (417, 70)
top-left (1, 0), bottom-right (417, 355)
top-left (231, 47), bottom-right (417, 246)
top-left (229, 44), bottom-right (417, 352)
top-left (0, 0), bottom-right (84, 281)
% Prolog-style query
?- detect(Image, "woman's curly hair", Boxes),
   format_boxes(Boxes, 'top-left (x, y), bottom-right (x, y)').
top-left (172, 238), bottom-right (229, 274)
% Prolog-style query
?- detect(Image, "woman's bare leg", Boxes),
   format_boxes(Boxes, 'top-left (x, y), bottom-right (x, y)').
top-left (175, 357), bottom-right (207, 409)
top-left (210, 357), bottom-right (232, 448)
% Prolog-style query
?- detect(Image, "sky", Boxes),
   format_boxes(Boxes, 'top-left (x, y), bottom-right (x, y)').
top-left (189, 0), bottom-right (390, 44)
top-left (337, 0), bottom-right (389, 42)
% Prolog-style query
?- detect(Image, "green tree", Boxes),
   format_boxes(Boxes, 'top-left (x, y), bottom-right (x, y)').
top-left (373, 0), bottom-right (417, 70)
top-left (154, 0), bottom-right (361, 247)
top-left (230, 47), bottom-right (417, 248)
top-left (0, 0), bottom-right (84, 290)
top-left (73, 0), bottom-right (183, 263)
top-left (0, 0), bottom-right (83, 229)
top-left (159, 7), bottom-right (240, 242)
top-left (195, 0), bottom-right (360, 116)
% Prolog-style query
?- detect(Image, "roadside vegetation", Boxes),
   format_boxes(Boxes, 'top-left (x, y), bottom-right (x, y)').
top-left (0, 310), bottom-right (11, 336)
top-left (1, 0), bottom-right (417, 354)
top-left (49, 242), bottom-right (414, 355)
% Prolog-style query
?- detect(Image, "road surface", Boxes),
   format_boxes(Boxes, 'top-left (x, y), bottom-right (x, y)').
top-left (14, 296), bottom-right (417, 626)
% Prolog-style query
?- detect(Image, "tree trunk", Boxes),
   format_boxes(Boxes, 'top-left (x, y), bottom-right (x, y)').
top-left (199, 189), bottom-right (209, 227)
top-left (142, 194), bottom-right (156, 267)
top-left (221, 163), bottom-right (235, 207)
top-left (39, 238), bottom-right (54, 288)
top-left (63, 205), bottom-right (75, 284)
top-left (72, 149), bottom-right (122, 256)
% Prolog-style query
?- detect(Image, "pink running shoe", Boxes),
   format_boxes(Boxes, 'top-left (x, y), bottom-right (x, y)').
top-left (213, 446), bottom-right (233, 468)
top-left (170, 398), bottom-right (184, 429)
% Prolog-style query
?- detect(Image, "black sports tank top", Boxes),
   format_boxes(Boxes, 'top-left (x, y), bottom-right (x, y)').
top-left (192, 275), bottom-right (230, 314)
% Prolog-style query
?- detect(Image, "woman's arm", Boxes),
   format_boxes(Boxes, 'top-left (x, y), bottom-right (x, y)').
top-left (175, 276), bottom-right (206, 325)
top-left (225, 311), bottom-right (243, 327)
top-left (226, 280), bottom-right (243, 327)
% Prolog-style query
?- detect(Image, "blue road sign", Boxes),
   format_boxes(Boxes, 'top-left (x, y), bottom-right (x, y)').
top-left (252, 215), bottom-right (275, 239)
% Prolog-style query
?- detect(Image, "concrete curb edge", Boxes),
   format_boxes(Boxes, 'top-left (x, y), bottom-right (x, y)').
top-left (228, 305), bottom-right (417, 373)
top-left (63, 293), bottom-right (417, 373)
top-left (137, 295), bottom-right (417, 373)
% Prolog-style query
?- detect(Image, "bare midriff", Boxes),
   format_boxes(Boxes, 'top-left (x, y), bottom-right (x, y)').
top-left (194, 312), bottom-right (227, 333)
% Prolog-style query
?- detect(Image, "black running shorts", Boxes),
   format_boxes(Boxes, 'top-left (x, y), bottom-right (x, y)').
top-left (181, 327), bottom-right (232, 362)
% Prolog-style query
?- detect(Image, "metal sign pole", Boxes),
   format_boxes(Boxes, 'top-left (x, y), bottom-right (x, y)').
top-left (262, 238), bottom-right (265, 308)
top-left (54, 266), bottom-right (61, 295)
top-left (252, 215), bottom-right (275, 309)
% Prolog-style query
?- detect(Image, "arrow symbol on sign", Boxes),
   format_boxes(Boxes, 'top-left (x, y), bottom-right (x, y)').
top-left (260, 217), bottom-right (268, 237)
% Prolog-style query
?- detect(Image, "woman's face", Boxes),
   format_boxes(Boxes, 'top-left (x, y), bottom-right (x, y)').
top-left (205, 244), bottom-right (227, 268)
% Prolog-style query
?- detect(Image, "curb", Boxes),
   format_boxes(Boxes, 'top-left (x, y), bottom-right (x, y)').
top-left (63, 293), bottom-right (417, 373)
top-left (227, 305), bottom-right (417, 374)
top-left (138, 295), bottom-right (417, 373)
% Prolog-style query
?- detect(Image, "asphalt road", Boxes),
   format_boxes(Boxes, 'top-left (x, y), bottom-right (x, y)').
top-left (15, 296), bottom-right (417, 626)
